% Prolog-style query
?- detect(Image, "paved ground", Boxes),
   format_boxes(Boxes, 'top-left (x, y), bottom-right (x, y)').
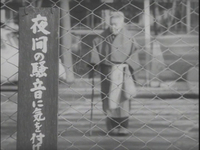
top-left (57, 90), bottom-right (199, 150)
top-left (1, 83), bottom-right (199, 150)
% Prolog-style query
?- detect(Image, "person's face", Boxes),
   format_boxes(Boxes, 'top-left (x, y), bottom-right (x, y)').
top-left (110, 17), bottom-right (124, 35)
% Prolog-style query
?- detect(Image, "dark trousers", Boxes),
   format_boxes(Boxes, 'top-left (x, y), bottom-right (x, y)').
top-left (106, 117), bottom-right (129, 130)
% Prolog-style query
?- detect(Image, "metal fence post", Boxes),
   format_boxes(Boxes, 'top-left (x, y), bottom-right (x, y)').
top-left (60, 0), bottom-right (75, 84)
top-left (187, 0), bottom-right (191, 33)
top-left (144, 0), bottom-right (151, 86)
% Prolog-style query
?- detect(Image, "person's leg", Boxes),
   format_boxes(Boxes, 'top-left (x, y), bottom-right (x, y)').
top-left (117, 117), bottom-right (129, 128)
top-left (106, 103), bottom-right (130, 135)
top-left (108, 100), bottom-right (130, 135)
top-left (109, 117), bottom-right (128, 128)
top-left (106, 117), bottom-right (129, 135)
top-left (101, 66), bottom-right (119, 134)
top-left (101, 65), bottom-right (130, 135)
top-left (116, 117), bottom-right (130, 135)
top-left (106, 117), bottom-right (119, 135)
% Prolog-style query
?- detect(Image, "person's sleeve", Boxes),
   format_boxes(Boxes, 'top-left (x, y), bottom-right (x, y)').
top-left (126, 38), bottom-right (141, 71)
top-left (90, 40), bottom-right (101, 65)
top-left (88, 40), bottom-right (101, 78)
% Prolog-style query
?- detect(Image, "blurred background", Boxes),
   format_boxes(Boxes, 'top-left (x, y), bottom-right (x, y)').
top-left (1, 0), bottom-right (199, 85)
top-left (1, 0), bottom-right (199, 150)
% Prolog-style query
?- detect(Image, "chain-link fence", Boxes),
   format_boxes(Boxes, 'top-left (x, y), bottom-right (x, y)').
top-left (1, 0), bottom-right (199, 150)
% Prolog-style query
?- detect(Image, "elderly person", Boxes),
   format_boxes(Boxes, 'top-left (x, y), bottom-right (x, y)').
top-left (88, 11), bottom-right (140, 135)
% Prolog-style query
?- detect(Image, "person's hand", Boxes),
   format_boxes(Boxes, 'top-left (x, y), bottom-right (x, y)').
top-left (87, 64), bottom-right (97, 78)
top-left (65, 72), bottom-right (75, 84)
top-left (88, 70), bottom-right (94, 79)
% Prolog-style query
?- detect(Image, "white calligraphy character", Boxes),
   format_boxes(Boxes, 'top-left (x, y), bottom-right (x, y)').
top-left (32, 36), bottom-right (48, 53)
top-left (33, 107), bottom-right (45, 122)
top-left (30, 14), bottom-right (50, 35)
top-left (30, 133), bottom-right (37, 144)
top-left (30, 61), bottom-right (48, 78)
top-left (33, 90), bottom-right (43, 99)
top-left (34, 122), bottom-right (42, 133)
top-left (30, 78), bottom-right (46, 92)
top-left (34, 53), bottom-right (44, 61)
top-left (30, 133), bottom-right (45, 150)
top-left (32, 100), bottom-right (44, 108)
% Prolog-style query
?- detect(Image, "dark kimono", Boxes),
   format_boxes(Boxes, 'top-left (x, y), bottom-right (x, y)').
top-left (90, 27), bottom-right (140, 118)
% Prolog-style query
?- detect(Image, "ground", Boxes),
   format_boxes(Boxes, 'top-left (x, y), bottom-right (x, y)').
top-left (1, 88), bottom-right (199, 150)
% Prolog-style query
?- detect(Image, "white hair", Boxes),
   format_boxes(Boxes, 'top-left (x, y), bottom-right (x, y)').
top-left (110, 11), bottom-right (125, 21)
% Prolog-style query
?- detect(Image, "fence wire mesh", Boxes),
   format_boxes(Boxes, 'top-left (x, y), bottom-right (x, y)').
top-left (1, 0), bottom-right (199, 150)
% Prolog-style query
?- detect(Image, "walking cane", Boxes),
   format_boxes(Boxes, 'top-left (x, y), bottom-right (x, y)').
top-left (89, 69), bottom-right (95, 136)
